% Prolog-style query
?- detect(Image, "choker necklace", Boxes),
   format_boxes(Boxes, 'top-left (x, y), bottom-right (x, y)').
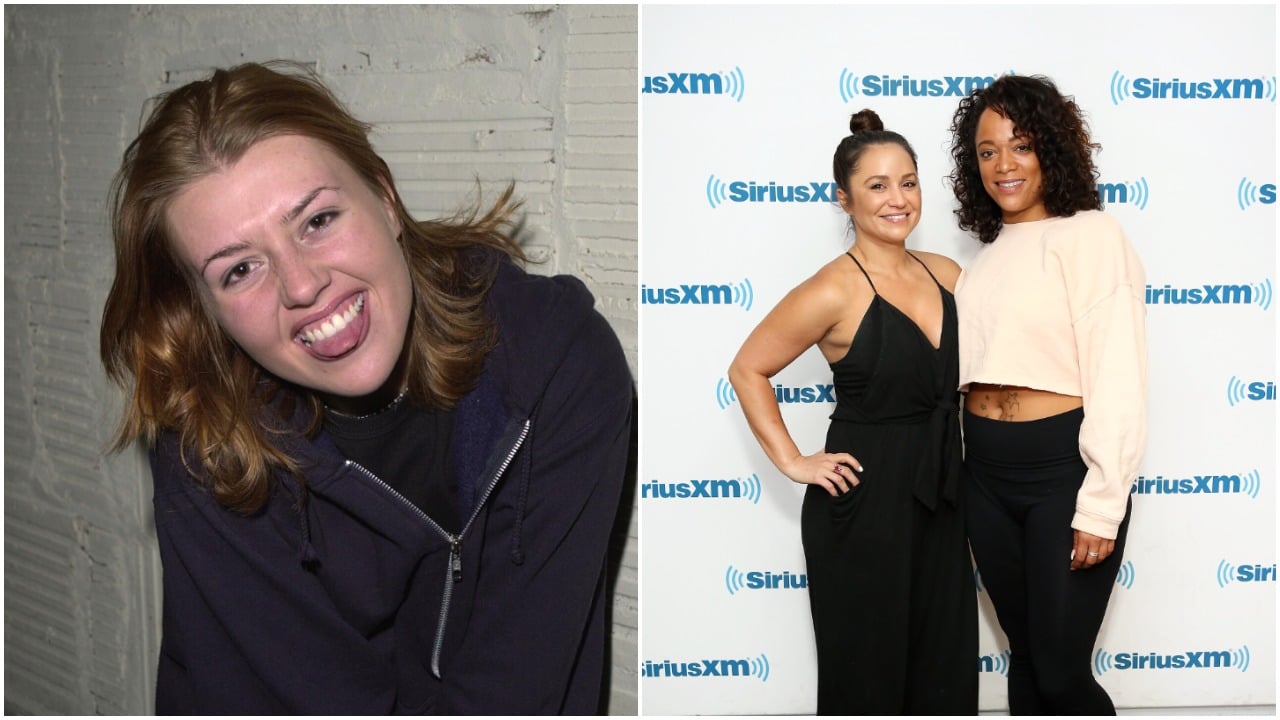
top-left (324, 388), bottom-right (410, 420)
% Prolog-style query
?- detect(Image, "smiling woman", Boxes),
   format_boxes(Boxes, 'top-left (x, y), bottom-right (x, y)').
top-left (725, 109), bottom-right (976, 715)
top-left (98, 61), bottom-right (633, 715)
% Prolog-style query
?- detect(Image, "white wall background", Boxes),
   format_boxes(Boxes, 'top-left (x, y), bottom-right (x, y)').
top-left (639, 4), bottom-right (1276, 715)
top-left (3, 4), bottom-right (638, 714)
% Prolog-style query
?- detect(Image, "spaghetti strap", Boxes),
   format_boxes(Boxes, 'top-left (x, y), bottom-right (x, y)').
top-left (906, 251), bottom-right (943, 288)
top-left (844, 251), bottom-right (877, 293)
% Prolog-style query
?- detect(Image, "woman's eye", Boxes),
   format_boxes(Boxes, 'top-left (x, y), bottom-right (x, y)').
top-left (869, 183), bottom-right (885, 191)
top-left (223, 261), bottom-right (254, 288)
top-left (978, 150), bottom-right (992, 159)
top-left (307, 211), bottom-right (338, 231)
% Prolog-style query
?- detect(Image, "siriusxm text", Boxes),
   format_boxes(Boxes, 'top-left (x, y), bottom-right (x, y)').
top-left (1131, 77), bottom-right (1270, 100)
top-left (743, 571), bottom-right (807, 590)
top-left (642, 284), bottom-right (736, 305)
top-left (642, 73), bottom-right (723, 95)
top-left (855, 74), bottom-right (999, 97)
top-left (643, 659), bottom-right (750, 678)
top-left (1233, 564), bottom-right (1277, 582)
top-left (1145, 284), bottom-right (1256, 305)
top-left (1132, 475), bottom-right (1251, 495)
top-left (643, 479), bottom-right (744, 499)
top-left (726, 181), bottom-right (837, 204)
top-left (1112, 651), bottom-right (1233, 670)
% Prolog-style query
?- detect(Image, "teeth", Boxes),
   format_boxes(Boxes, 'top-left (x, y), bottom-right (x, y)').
top-left (297, 295), bottom-right (363, 346)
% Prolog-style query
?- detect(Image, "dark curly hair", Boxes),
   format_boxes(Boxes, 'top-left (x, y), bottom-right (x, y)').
top-left (947, 74), bottom-right (1102, 244)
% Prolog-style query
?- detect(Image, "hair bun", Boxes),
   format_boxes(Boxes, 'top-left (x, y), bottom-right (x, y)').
top-left (848, 109), bottom-right (885, 135)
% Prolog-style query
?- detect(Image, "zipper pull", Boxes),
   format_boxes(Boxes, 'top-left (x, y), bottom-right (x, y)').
top-left (450, 540), bottom-right (462, 583)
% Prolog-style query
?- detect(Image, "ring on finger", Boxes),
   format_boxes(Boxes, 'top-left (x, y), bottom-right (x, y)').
top-left (1087, 551), bottom-right (1099, 558)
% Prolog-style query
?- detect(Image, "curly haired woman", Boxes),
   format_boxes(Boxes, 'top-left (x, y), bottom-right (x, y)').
top-left (948, 74), bottom-right (1148, 715)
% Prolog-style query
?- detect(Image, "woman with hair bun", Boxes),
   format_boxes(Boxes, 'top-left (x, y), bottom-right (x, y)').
top-left (100, 61), bottom-right (632, 714)
top-left (729, 109), bottom-right (977, 714)
top-left (949, 73), bottom-right (1147, 715)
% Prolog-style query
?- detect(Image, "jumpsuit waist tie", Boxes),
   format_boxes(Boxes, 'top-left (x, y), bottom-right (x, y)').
top-left (828, 397), bottom-right (961, 511)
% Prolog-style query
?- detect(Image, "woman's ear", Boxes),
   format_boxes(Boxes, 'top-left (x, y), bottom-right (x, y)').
top-left (836, 188), bottom-right (852, 214)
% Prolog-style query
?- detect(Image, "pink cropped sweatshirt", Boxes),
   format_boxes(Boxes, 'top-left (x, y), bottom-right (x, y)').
top-left (955, 210), bottom-right (1148, 539)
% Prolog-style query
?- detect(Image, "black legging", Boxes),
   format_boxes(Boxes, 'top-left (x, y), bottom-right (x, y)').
top-left (963, 408), bottom-right (1129, 715)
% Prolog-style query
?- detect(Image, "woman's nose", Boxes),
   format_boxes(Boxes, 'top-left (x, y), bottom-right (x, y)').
top-left (275, 245), bottom-right (330, 308)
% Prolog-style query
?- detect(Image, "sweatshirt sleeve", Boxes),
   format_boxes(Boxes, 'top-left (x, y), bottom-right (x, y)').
top-left (1054, 213), bottom-right (1149, 539)
top-left (438, 306), bottom-right (634, 714)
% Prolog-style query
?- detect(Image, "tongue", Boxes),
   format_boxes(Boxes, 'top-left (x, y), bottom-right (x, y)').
top-left (308, 323), bottom-right (361, 359)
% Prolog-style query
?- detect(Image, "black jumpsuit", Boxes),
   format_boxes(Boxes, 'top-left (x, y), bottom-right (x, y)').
top-left (800, 252), bottom-right (977, 715)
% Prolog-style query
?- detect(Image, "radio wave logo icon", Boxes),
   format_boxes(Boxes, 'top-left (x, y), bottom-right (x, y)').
top-left (1126, 177), bottom-right (1150, 210)
top-left (733, 278), bottom-right (755, 311)
top-left (741, 473), bottom-right (763, 504)
top-left (1237, 177), bottom-right (1269, 210)
top-left (1116, 560), bottom-right (1135, 590)
top-left (839, 68), bottom-right (861, 102)
top-left (1227, 376), bottom-right (1248, 407)
top-left (723, 66), bottom-right (746, 102)
top-left (1217, 560), bottom-right (1236, 588)
top-left (1269, 76), bottom-right (1278, 102)
top-left (716, 377), bottom-right (739, 410)
top-left (706, 174), bottom-right (729, 209)
top-left (750, 654), bottom-right (771, 682)
top-left (725, 565), bottom-right (746, 596)
top-left (1241, 469), bottom-right (1262, 499)
top-left (1110, 71), bottom-right (1132, 105)
top-left (1094, 649), bottom-right (1111, 675)
top-left (1251, 279), bottom-right (1273, 310)
top-left (1234, 646), bottom-right (1252, 672)
top-left (979, 650), bottom-right (1011, 676)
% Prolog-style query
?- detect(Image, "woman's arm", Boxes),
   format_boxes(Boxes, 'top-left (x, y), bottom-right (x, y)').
top-left (727, 265), bottom-right (864, 496)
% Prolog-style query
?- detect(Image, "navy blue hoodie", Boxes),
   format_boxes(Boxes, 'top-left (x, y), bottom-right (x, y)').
top-left (149, 258), bottom-right (633, 714)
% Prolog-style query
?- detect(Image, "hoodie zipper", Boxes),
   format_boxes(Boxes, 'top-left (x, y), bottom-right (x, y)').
top-left (344, 418), bottom-right (531, 679)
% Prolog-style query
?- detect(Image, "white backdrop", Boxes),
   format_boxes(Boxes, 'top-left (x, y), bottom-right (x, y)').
top-left (638, 4), bottom-right (1276, 714)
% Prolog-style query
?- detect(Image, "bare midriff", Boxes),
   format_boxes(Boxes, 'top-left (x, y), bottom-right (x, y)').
top-left (964, 383), bottom-right (1083, 421)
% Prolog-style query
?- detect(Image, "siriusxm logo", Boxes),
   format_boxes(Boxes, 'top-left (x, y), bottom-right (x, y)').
top-left (642, 67), bottom-right (745, 102)
top-left (837, 69), bottom-right (1006, 102)
top-left (1110, 71), bottom-right (1277, 104)
top-left (725, 565), bottom-right (808, 595)
top-left (1094, 646), bottom-right (1251, 673)
top-left (1213, 558), bottom-right (1274, 586)
top-left (642, 474), bottom-right (763, 504)
top-left (979, 650), bottom-right (1011, 676)
top-left (1116, 560), bottom-right (1135, 590)
top-left (1238, 178), bottom-right (1277, 209)
top-left (1217, 561), bottom-right (1276, 587)
top-left (641, 279), bottom-right (754, 310)
top-left (1132, 470), bottom-right (1262, 499)
top-left (715, 377), bottom-right (835, 410)
top-left (1145, 280), bottom-right (1272, 309)
top-left (706, 174), bottom-right (838, 209)
top-left (642, 654), bottom-right (770, 681)
top-left (1227, 377), bottom-right (1277, 406)
top-left (1097, 178), bottom-right (1150, 210)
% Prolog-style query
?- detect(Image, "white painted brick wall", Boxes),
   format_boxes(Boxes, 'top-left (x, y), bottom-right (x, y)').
top-left (3, 5), bottom-right (638, 714)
